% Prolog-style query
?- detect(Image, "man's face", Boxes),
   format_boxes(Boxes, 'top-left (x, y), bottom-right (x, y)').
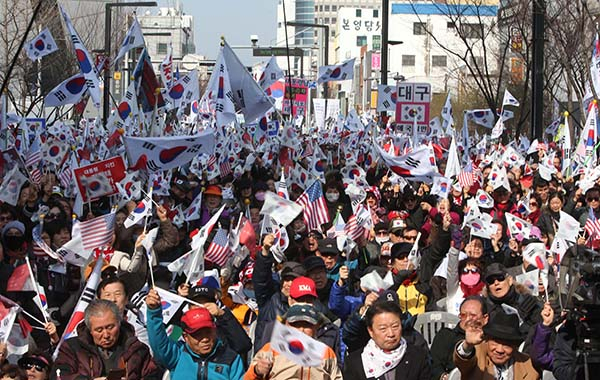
top-left (368, 312), bottom-right (403, 351)
top-left (392, 255), bottom-right (413, 272)
top-left (306, 233), bottom-right (320, 251)
top-left (89, 311), bottom-right (120, 349)
top-left (486, 339), bottom-right (515, 365)
top-left (288, 321), bottom-right (317, 338)
top-left (389, 230), bottom-right (403, 244)
top-left (281, 276), bottom-right (294, 297)
top-left (205, 194), bottom-right (221, 209)
top-left (458, 300), bottom-right (488, 331)
top-left (184, 327), bottom-right (217, 356)
top-left (586, 191), bottom-right (600, 210)
top-left (0, 212), bottom-right (13, 229)
top-left (99, 282), bottom-right (128, 314)
top-left (307, 268), bottom-right (328, 290)
top-left (401, 229), bottom-right (418, 244)
top-left (315, 252), bottom-right (338, 270)
top-left (535, 184), bottom-right (549, 202)
top-left (51, 227), bottom-right (71, 248)
top-left (486, 273), bottom-right (512, 298)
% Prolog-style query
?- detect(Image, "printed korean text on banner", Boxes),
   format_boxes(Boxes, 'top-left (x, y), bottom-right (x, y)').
top-left (73, 156), bottom-right (127, 202)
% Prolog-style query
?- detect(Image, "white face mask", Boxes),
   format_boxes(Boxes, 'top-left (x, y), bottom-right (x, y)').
top-left (326, 192), bottom-right (340, 202)
top-left (375, 236), bottom-right (389, 244)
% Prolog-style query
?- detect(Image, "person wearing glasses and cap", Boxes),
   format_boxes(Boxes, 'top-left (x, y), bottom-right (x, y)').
top-left (17, 351), bottom-right (52, 380)
top-left (483, 263), bottom-right (542, 338)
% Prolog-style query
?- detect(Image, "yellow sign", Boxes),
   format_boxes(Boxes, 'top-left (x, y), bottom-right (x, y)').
top-left (113, 71), bottom-right (122, 81)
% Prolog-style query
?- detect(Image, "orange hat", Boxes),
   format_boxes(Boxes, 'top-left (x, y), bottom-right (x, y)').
top-left (204, 185), bottom-right (222, 197)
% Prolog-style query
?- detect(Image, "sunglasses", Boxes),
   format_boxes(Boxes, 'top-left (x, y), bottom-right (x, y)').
top-left (462, 268), bottom-right (480, 274)
top-left (485, 274), bottom-right (506, 285)
top-left (0, 216), bottom-right (11, 221)
top-left (20, 363), bottom-right (46, 372)
top-left (403, 235), bottom-right (418, 241)
top-left (587, 197), bottom-right (600, 202)
top-left (392, 231), bottom-right (403, 237)
top-left (529, 202), bottom-right (538, 207)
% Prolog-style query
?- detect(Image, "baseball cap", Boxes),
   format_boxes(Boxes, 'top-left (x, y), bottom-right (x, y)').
top-left (204, 185), bottom-right (222, 197)
top-left (281, 261), bottom-right (306, 280)
top-left (303, 256), bottom-right (327, 273)
top-left (289, 276), bottom-right (317, 299)
top-left (484, 263), bottom-right (508, 282)
top-left (317, 238), bottom-right (340, 256)
top-left (181, 307), bottom-right (216, 333)
top-left (389, 218), bottom-right (406, 233)
top-left (390, 242), bottom-right (412, 260)
top-left (283, 303), bottom-right (320, 325)
top-left (189, 286), bottom-right (217, 302)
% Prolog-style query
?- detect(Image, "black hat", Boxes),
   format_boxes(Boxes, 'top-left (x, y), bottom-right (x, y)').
top-left (236, 177), bottom-right (252, 189)
top-left (378, 289), bottom-right (399, 304)
top-left (390, 242), bottom-right (412, 260)
top-left (483, 311), bottom-right (524, 344)
top-left (303, 256), bottom-right (327, 273)
top-left (317, 238), bottom-right (340, 256)
top-left (374, 222), bottom-right (388, 232)
top-left (283, 303), bottom-right (320, 325)
top-left (484, 263), bottom-right (508, 282)
top-left (421, 194), bottom-right (438, 208)
top-left (280, 261), bottom-right (306, 279)
top-left (189, 286), bottom-right (217, 302)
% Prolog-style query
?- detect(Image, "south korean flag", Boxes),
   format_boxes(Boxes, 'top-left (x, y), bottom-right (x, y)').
top-left (25, 28), bottom-right (58, 60)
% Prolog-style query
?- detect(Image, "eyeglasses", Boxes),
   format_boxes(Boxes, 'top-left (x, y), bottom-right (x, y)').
top-left (20, 363), bottom-right (46, 372)
top-left (392, 231), bottom-right (403, 237)
top-left (376, 231), bottom-right (388, 236)
top-left (403, 235), bottom-right (418, 241)
top-left (0, 216), bottom-right (11, 222)
top-left (485, 274), bottom-right (506, 285)
top-left (587, 197), bottom-right (600, 202)
top-left (462, 268), bottom-right (480, 274)
top-left (529, 202), bottom-right (538, 207)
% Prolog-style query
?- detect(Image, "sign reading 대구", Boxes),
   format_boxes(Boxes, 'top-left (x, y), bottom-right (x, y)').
top-left (395, 82), bottom-right (431, 134)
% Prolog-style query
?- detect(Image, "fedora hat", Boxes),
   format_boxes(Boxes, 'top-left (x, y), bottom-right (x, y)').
top-left (483, 310), bottom-right (523, 345)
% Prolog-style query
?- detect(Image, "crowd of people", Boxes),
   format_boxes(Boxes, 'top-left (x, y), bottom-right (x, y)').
top-left (0, 132), bottom-right (599, 380)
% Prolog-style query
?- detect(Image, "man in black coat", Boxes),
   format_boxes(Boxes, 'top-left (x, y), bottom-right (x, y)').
top-left (430, 295), bottom-right (489, 380)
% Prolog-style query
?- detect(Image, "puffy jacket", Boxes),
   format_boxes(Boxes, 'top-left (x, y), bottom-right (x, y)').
top-left (530, 323), bottom-right (554, 371)
top-left (430, 325), bottom-right (464, 380)
top-left (52, 322), bottom-right (161, 380)
top-left (245, 342), bottom-right (342, 380)
top-left (146, 306), bottom-right (244, 380)
top-left (327, 281), bottom-right (364, 321)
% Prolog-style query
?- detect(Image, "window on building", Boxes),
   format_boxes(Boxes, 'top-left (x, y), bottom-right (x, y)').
top-left (315, 18), bottom-right (319, 23)
top-left (373, 9), bottom-right (379, 18)
top-left (413, 22), bottom-right (427, 35)
top-left (332, 17), bottom-right (336, 24)
top-left (461, 23), bottom-right (484, 39)
top-left (325, 5), bottom-right (330, 11)
top-left (356, 9), bottom-right (362, 17)
top-left (332, 5), bottom-right (337, 11)
top-left (402, 55), bottom-right (416, 66)
top-left (157, 43), bottom-right (168, 55)
top-left (319, 5), bottom-right (323, 11)
top-left (315, 5), bottom-right (318, 11)
top-left (357, 35), bottom-right (368, 46)
top-left (331, 30), bottom-right (336, 37)
top-left (432, 55), bottom-right (447, 67)
top-left (324, 17), bottom-right (330, 24)
top-left (372, 35), bottom-right (381, 50)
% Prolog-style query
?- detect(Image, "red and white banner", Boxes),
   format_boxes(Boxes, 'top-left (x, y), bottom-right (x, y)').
top-left (73, 156), bottom-right (126, 202)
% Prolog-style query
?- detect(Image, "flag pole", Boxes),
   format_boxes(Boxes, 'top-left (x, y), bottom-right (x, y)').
top-left (25, 257), bottom-right (48, 323)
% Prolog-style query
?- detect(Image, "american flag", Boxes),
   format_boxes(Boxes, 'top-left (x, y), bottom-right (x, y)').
top-left (458, 160), bottom-right (475, 188)
top-left (219, 158), bottom-right (232, 177)
top-left (205, 228), bottom-right (233, 267)
top-left (77, 212), bottom-right (115, 251)
top-left (295, 180), bottom-right (330, 231)
top-left (585, 217), bottom-right (600, 240)
top-left (59, 166), bottom-right (73, 190)
top-left (344, 214), bottom-right (365, 242)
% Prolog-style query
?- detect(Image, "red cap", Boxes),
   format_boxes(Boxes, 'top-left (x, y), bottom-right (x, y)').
top-left (204, 185), bottom-right (222, 197)
top-left (289, 276), bottom-right (317, 299)
top-left (180, 308), bottom-right (216, 333)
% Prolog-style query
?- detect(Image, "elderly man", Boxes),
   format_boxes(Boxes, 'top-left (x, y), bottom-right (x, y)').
top-left (53, 299), bottom-right (160, 380)
top-left (146, 288), bottom-right (244, 380)
top-left (454, 310), bottom-right (540, 380)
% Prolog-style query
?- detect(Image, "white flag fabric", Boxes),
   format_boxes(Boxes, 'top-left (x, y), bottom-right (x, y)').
top-left (139, 287), bottom-right (186, 325)
top-left (467, 213), bottom-right (497, 239)
top-left (575, 101), bottom-right (598, 160)
top-left (488, 164), bottom-right (510, 191)
top-left (59, 5), bottom-right (102, 108)
top-left (270, 321), bottom-right (327, 367)
top-left (522, 242), bottom-right (548, 271)
top-left (360, 271), bottom-right (394, 294)
top-left (376, 85), bottom-right (396, 112)
top-left (124, 189), bottom-right (153, 228)
top-left (431, 176), bottom-right (451, 199)
top-left (26, 27), bottom-right (58, 60)
top-left (0, 167), bottom-right (28, 206)
top-left (160, 44), bottom-right (174, 90)
top-left (375, 144), bottom-right (438, 179)
top-left (186, 205), bottom-right (226, 284)
top-left (475, 189), bottom-right (495, 209)
top-left (183, 192), bottom-right (203, 221)
top-left (0, 305), bottom-right (18, 345)
top-left (503, 89), bottom-right (520, 107)
top-left (44, 73), bottom-right (87, 107)
top-left (317, 58), bottom-right (355, 84)
top-left (505, 213), bottom-right (533, 239)
top-left (515, 270), bottom-right (540, 296)
top-left (222, 41), bottom-right (272, 123)
top-left (107, 80), bottom-right (138, 131)
top-left (445, 136), bottom-right (461, 179)
top-left (465, 109), bottom-right (495, 129)
top-left (491, 118), bottom-right (504, 139)
top-left (167, 69), bottom-right (199, 110)
top-left (124, 132), bottom-right (215, 172)
top-left (555, 211), bottom-right (580, 243)
top-left (258, 56), bottom-right (284, 90)
top-left (260, 191), bottom-right (303, 227)
top-left (200, 47), bottom-right (236, 127)
top-left (441, 93), bottom-right (454, 131)
top-left (115, 19), bottom-right (145, 63)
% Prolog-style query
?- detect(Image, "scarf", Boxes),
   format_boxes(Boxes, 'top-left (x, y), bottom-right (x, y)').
top-left (460, 280), bottom-right (485, 297)
top-left (494, 358), bottom-right (515, 380)
top-left (488, 285), bottom-right (517, 305)
top-left (361, 338), bottom-right (407, 379)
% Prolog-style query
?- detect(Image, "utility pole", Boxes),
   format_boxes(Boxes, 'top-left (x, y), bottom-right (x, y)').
top-left (531, 0), bottom-right (545, 140)
top-left (380, 0), bottom-right (389, 122)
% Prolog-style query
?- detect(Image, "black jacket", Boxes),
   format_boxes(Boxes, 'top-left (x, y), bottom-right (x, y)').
top-left (343, 341), bottom-right (431, 380)
top-left (430, 325), bottom-right (465, 380)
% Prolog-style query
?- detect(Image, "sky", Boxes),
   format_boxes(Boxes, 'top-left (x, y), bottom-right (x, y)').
top-left (157, 0), bottom-right (278, 64)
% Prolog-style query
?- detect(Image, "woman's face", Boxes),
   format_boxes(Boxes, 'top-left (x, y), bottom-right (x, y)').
top-left (52, 227), bottom-right (71, 248)
top-left (549, 196), bottom-right (563, 213)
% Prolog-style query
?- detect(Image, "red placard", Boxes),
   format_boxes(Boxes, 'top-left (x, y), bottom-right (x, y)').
top-left (73, 156), bottom-right (126, 202)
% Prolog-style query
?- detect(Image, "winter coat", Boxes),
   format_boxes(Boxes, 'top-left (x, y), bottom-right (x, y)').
top-left (530, 323), bottom-right (554, 371)
top-left (343, 341), bottom-right (431, 380)
top-left (430, 325), bottom-right (465, 380)
top-left (52, 321), bottom-right (161, 380)
top-left (327, 281), bottom-right (364, 321)
top-left (453, 340), bottom-right (540, 380)
top-left (245, 342), bottom-right (342, 380)
top-left (146, 306), bottom-right (244, 380)
top-left (484, 283), bottom-right (543, 338)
